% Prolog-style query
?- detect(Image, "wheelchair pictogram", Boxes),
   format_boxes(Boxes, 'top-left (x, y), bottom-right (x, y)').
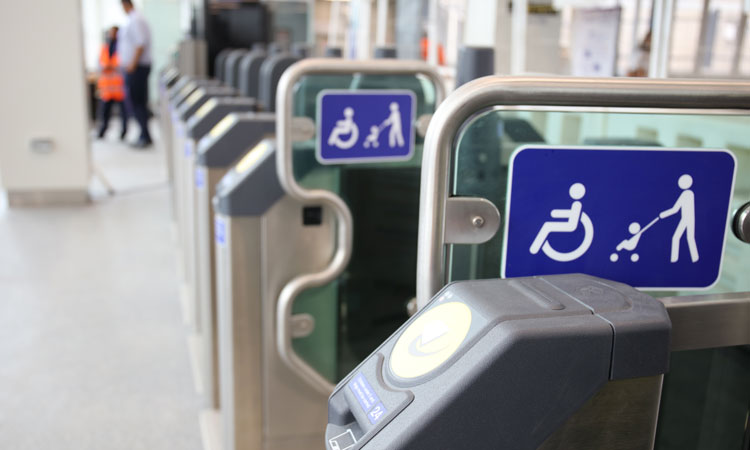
top-left (327, 107), bottom-right (359, 150)
top-left (529, 183), bottom-right (594, 262)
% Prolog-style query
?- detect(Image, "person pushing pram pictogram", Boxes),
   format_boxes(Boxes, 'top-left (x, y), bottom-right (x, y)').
top-left (363, 102), bottom-right (405, 149)
top-left (610, 174), bottom-right (700, 264)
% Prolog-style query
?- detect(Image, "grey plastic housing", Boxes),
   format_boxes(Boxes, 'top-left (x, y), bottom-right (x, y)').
top-left (185, 97), bottom-right (256, 140)
top-left (214, 48), bottom-right (234, 81)
top-left (258, 52), bottom-right (301, 112)
top-left (213, 138), bottom-right (284, 217)
top-left (238, 48), bottom-right (267, 98)
top-left (292, 42), bottom-right (312, 58)
top-left (171, 79), bottom-right (220, 109)
top-left (168, 76), bottom-right (196, 101)
top-left (268, 42), bottom-right (284, 55)
top-left (176, 85), bottom-right (237, 122)
top-left (195, 112), bottom-right (276, 167)
top-left (325, 274), bottom-right (671, 450)
top-left (374, 46), bottom-right (397, 59)
top-left (160, 68), bottom-right (180, 90)
top-left (224, 49), bottom-right (249, 89)
top-left (456, 46), bottom-right (495, 88)
top-left (325, 47), bottom-right (343, 58)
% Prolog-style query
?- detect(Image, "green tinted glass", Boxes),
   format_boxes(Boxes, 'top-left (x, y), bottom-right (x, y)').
top-left (289, 73), bottom-right (439, 382)
top-left (656, 346), bottom-right (750, 449)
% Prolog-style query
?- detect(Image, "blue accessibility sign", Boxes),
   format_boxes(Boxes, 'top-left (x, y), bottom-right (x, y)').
top-left (317, 90), bottom-right (416, 164)
top-left (502, 146), bottom-right (737, 290)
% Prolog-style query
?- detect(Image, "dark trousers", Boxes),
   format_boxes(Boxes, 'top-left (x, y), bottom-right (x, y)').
top-left (125, 65), bottom-right (152, 143)
top-left (98, 99), bottom-right (128, 138)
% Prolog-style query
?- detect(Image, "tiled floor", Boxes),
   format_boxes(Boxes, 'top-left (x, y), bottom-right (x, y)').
top-left (0, 122), bottom-right (203, 450)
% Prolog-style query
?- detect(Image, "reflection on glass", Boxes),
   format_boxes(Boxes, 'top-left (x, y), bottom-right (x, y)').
top-left (656, 346), bottom-right (750, 449)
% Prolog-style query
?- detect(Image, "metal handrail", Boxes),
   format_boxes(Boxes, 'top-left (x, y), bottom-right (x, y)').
top-left (275, 58), bottom-right (446, 395)
top-left (416, 76), bottom-right (750, 308)
top-left (662, 291), bottom-right (750, 351)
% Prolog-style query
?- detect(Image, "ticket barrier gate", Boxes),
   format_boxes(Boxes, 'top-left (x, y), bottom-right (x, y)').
top-left (224, 49), bottom-right (248, 89)
top-left (238, 47), bottom-right (267, 99)
top-left (169, 78), bottom-right (222, 157)
top-left (174, 86), bottom-right (240, 323)
top-left (257, 52), bottom-right (301, 112)
top-left (215, 48), bottom-right (235, 82)
top-left (336, 77), bottom-right (750, 449)
top-left (168, 45), bottom-right (295, 231)
top-left (325, 274), bottom-right (672, 450)
top-left (324, 47), bottom-right (343, 58)
top-left (212, 59), bottom-right (444, 450)
top-left (181, 98), bottom-right (257, 346)
top-left (194, 112), bottom-right (276, 410)
top-left (189, 52), bottom-right (308, 427)
top-left (171, 84), bottom-right (236, 286)
top-left (158, 66), bottom-right (181, 205)
top-left (169, 78), bottom-right (223, 155)
top-left (167, 78), bottom-right (222, 228)
top-left (326, 284), bottom-right (750, 450)
top-left (292, 43), bottom-right (312, 58)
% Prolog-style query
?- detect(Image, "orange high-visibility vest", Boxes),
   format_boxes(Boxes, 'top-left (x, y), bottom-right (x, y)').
top-left (98, 44), bottom-right (125, 102)
top-left (420, 37), bottom-right (445, 66)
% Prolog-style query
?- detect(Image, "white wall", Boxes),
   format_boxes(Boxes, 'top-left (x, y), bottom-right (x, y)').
top-left (0, 0), bottom-right (91, 196)
top-left (142, 0), bottom-right (182, 100)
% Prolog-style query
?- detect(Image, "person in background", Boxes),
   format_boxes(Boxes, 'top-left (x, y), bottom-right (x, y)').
top-left (97, 26), bottom-right (128, 140)
top-left (421, 32), bottom-right (446, 66)
top-left (119, 0), bottom-right (153, 148)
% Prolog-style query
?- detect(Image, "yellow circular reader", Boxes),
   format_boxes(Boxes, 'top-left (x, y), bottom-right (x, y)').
top-left (390, 302), bottom-right (472, 380)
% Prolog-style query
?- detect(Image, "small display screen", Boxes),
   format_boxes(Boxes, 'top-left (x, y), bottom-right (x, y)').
top-left (348, 372), bottom-right (387, 425)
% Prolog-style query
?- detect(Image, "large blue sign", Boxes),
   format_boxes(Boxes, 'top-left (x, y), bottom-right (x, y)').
top-left (317, 90), bottom-right (416, 164)
top-left (503, 146), bottom-right (736, 290)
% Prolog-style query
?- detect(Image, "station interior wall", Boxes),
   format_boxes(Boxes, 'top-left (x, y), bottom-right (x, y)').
top-left (0, 0), bottom-right (91, 203)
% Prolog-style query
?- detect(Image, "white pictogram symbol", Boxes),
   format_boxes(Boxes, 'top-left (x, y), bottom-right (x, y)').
top-left (610, 174), bottom-right (699, 264)
top-left (408, 320), bottom-right (450, 357)
top-left (661, 174), bottom-right (699, 263)
top-left (610, 219), bottom-right (658, 263)
top-left (328, 101), bottom-right (405, 151)
top-left (380, 102), bottom-right (404, 148)
top-left (329, 429), bottom-right (357, 450)
top-left (530, 183), bottom-right (594, 262)
top-left (327, 107), bottom-right (359, 149)
top-left (364, 125), bottom-right (380, 148)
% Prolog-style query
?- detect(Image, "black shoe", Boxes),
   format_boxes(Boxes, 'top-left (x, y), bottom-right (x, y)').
top-left (131, 139), bottom-right (153, 149)
top-left (120, 131), bottom-right (128, 141)
top-left (97, 130), bottom-right (106, 139)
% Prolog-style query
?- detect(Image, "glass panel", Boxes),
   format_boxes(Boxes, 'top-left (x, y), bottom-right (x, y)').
top-left (655, 346), bottom-right (750, 449)
top-left (449, 108), bottom-right (750, 296)
top-left (289, 73), bottom-right (439, 382)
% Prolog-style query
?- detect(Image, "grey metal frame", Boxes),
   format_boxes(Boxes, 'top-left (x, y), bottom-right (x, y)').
top-left (662, 292), bottom-right (750, 351)
top-left (416, 76), bottom-right (750, 308)
top-left (275, 58), bottom-right (446, 394)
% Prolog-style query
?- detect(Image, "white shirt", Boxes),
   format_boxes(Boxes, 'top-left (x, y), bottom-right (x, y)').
top-left (119, 10), bottom-right (152, 67)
